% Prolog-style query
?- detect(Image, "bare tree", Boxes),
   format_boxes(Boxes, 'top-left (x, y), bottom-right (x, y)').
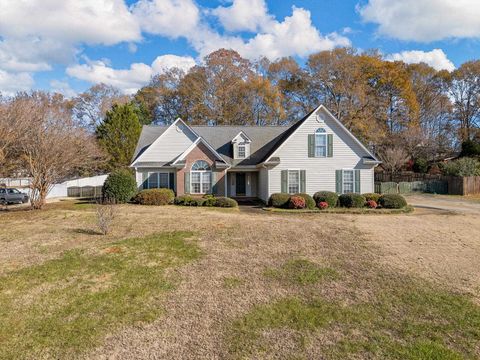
top-left (72, 84), bottom-right (130, 131)
top-left (379, 146), bottom-right (410, 174)
top-left (6, 92), bottom-right (101, 209)
top-left (95, 201), bottom-right (116, 235)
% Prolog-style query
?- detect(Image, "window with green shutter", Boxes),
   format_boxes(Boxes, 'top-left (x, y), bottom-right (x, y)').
top-left (309, 129), bottom-right (333, 158)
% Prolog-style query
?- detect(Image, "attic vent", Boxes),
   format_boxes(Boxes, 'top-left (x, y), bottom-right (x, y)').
top-left (314, 113), bottom-right (324, 123)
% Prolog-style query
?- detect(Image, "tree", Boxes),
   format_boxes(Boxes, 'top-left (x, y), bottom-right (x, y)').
top-left (379, 146), bottom-right (410, 174)
top-left (448, 61), bottom-right (480, 141)
top-left (96, 103), bottom-right (142, 170)
top-left (4, 92), bottom-right (101, 209)
top-left (73, 84), bottom-right (130, 131)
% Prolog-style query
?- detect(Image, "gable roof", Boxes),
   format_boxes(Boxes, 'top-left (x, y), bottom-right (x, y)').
top-left (172, 137), bottom-right (227, 165)
top-left (131, 105), bottom-right (378, 167)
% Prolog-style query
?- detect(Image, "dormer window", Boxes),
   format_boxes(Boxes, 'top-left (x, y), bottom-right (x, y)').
top-left (238, 145), bottom-right (246, 158)
top-left (231, 131), bottom-right (252, 160)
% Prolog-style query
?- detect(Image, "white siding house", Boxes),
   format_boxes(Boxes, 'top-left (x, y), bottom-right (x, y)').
top-left (131, 105), bottom-right (380, 202)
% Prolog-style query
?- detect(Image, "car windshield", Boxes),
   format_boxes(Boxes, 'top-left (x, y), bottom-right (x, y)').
top-left (7, 189), bottom-right (21, 194)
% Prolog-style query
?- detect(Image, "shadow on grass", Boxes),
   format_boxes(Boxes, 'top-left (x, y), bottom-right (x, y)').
top-left (71, 228), bottom-right (103, 236)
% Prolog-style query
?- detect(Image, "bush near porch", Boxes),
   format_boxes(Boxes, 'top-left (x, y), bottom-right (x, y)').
top-left (268, 192), bottom-right (408, 211)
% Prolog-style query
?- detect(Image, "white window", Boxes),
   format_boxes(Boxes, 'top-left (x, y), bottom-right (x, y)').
top-left (238, 145), bottom-right (246, 158)
top-left (315, 128), bottom-right (327, 157)
top-left (147, 172), bottom-right (169, 189)
top-left (343, 170), bottom-right (354, 193)
top-left (288, 170), bottom-right (300, 194)
top-left (191, 160), bottom-right (212, 194)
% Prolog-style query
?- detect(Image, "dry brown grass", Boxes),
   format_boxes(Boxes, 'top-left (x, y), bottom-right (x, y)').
top-left (1, 199), bottom-right (480, 359)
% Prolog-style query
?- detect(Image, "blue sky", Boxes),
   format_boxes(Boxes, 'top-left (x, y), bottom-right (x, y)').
top-left (1, 0), bottom-right (479, 96)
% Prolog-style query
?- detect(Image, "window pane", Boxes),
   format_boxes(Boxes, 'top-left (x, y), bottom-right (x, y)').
top-left (202, 172), bottom-right (211, 193)
top-left (344, 170), bottom-right (354, 182)
top-left (238, 146), bottom-right (245, 158)
top-left (159, 173), bottom-right (169, 188)
top-left (288, 171), bottom-right (299, 194)
top-left (191, 172), bottom-right (201, 183)
top-left (148, 173), bottom-right (158, 188)
top-left (315, 134), bottom-right (326, 157)
top-left (344, 183), bottom-right (354, 193)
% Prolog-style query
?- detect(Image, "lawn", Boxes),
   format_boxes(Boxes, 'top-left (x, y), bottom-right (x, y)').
top-left (1, 199), bottom-right (479, 359)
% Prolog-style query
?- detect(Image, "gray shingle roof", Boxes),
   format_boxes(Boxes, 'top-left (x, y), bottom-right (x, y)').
top-left (132, 124), bottom-right (291, 166)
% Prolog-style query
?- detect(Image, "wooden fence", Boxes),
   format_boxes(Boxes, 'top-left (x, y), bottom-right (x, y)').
top-left (447, 176), bottom-right (480, 195)
top-left (374, 172), bottom-right (443, 183)
top-left (67, 186), bottom-right (103, 198)
top-left (375, 176), bottom-right (480, 195)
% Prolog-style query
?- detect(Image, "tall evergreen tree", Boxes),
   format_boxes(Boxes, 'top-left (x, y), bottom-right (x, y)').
top-left (96, 103), bottom-right (142, 170)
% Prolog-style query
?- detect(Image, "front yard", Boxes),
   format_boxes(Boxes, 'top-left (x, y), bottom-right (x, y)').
top-left (1, 199), bottom-right (480, 359)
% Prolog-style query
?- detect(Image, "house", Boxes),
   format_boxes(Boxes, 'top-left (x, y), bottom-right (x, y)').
top-left (130, 105), bottom-right (381, 202)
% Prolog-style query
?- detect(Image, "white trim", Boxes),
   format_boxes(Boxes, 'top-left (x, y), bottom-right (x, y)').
top-left (231, 131), bottom-right (252, 143)
top-left (314, 129), bottom-right (327, 158)
top-left (264, 105), bottom-right (378, 163)
top-left (190, 169), bottom-right (211, 194)
top-left (131, 118), bottom-right (200, 166)
top-left (341, 169), bottom-right (355, 194)
top-left (172, 137), bottom-right (226, 165)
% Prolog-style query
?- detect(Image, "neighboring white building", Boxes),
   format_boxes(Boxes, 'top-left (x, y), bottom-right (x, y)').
top-left (131, 105), bottom-right (381, 202)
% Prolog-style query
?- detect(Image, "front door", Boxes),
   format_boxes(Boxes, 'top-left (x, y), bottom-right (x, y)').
top-left (236, 173), bottom-right (246, 196)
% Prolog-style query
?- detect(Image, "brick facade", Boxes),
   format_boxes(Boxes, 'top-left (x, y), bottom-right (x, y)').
top-left (176, 142), bottom-right (226, 196)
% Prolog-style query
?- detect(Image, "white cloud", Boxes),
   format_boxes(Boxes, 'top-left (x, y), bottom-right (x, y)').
top-left (386, 49), bottom-right (455, 72)
top-left (132, 0), bottom-right (200, 38)
top-left (66, 55), bottom-right (196, 94)
top-left (0, 70), bottom-right (34, 96)
top-left (212, 0), bottom-right (273, 32)
top-left (199, 6), bottom-right (350, 60)
top-left (50, 80), bottom-right (77, 98)
top-left (358, 0), bottom-right (480, 42)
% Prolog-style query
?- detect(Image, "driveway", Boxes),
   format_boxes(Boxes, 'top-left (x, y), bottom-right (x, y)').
top-left (405, 194), bottom-right (480, 214)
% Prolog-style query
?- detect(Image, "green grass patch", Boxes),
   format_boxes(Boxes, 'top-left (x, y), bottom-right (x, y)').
top-left (265, 259), bottom-right (338, 286)
top-left (263, 205), bottom-right (414, 215)
top-left (0, 231), bottom-right (200, 359)
top-left (228, 281), bottom-right (480, 359)
top-left (222, 276), bottom-right (244, 289)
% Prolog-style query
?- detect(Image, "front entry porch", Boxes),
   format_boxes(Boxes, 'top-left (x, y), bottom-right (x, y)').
top-left (227, 171), bottom-right (258, 198)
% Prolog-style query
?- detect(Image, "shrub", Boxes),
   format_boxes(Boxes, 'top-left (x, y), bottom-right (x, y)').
top-left (460, 139), bottom-right (480, 157)
top-left (362, 193), bottom-right (381, 202)
top-left (413, 157), bottom-right (429, 173)
top-left (338, 193), bottom-right (366, 208)
top-left (318, 201), bottom-right (329, 210)
top-left (313, 191), bottom-right (338, 208)
top-left (366, 200), bottom-right (378, 209)
top-left (192, 198), bottom-right (205, 206)
top-left (133, 188), bottom-right (174, 205)
top-left (378, 194), bottom-right (407, 209)
top-left (102, 169), bottom-right (137, 204)
top-left (214, 197), bottom-right (238, 208)
top-left (294, 193), bottom-right (316, 209)
top-left (202, 196), bottom-right (216, 207)
top-left (441, 157), bottom-right (480, 177)
top-left (268, 193), bottom-right (290, 208)
top-left (174, 195), bottom-right (194, 206)
top-left (288, 196), bottom-right (306, 209)
top-left (95, 202), bottom-right (116, 235)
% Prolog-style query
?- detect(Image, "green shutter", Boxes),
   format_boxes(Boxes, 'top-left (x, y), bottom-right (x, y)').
top-left (169, 172), bottom-right (175, 192)
top-left (327, 134), bottom-right (333, 157)
top-left (308, 134), bottom-right (315, 157)
top-left (184, 172), bottom-right (190, 194)
top-left (354, 170), bottom-right (361, 193)
top-left (281, 170), bottom-right (288, 193)
top-left (211, 172), bottom-right (217, 195)
top-left (335, 170), bottom-right (343, 194)
top-left (142, 172), bottom-right (148, 190)
top-left (300, 170), bottom-right (306, 193)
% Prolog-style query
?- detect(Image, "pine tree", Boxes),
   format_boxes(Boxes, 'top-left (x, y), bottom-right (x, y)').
top-left (96, 103), bottom-right (142, 170)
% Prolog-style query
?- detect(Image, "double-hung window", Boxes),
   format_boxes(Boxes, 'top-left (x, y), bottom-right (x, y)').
top-left (238, 145), bottom-right (246, 158)
top-left (191, 160), bottom-right (212, 194)
top-left (147, 172), bottom-right (169, 189)
top-left (343, 170), bottom-right (354, 193)
top-left (315, 128), bottom-right (327, 157)
top-left (288, 170), bottom-right (300, 194)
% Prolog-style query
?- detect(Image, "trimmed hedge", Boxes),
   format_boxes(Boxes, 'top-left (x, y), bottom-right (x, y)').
top-left (102, 169), bottom-right (137, 204)
top-left (214, 197), bottom-right (238, 208)
top-left (313, 191), bottom-right (338, 208)
top-left (362, 193), bottom-right (381, 202)
top-left (174, 195), bottom-right (195, 206)
top-left (378, 194), bottom-right (407, 209)
top-left (338, 193), bottom-right (366, 208)
top-left (268, 193), bottom-right (290, 208)
top-left (294, 193), bottom-right (316, 209)
top-left (288, 196), bottom-right (306, 209)
top-left (134, 188), bottom-right (174, 205)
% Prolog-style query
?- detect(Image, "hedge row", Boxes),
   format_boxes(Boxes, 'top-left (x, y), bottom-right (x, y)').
top-left (174, 194), bottom-right (237, 207)
top-left (268, 192), bottom-right (407, 210)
